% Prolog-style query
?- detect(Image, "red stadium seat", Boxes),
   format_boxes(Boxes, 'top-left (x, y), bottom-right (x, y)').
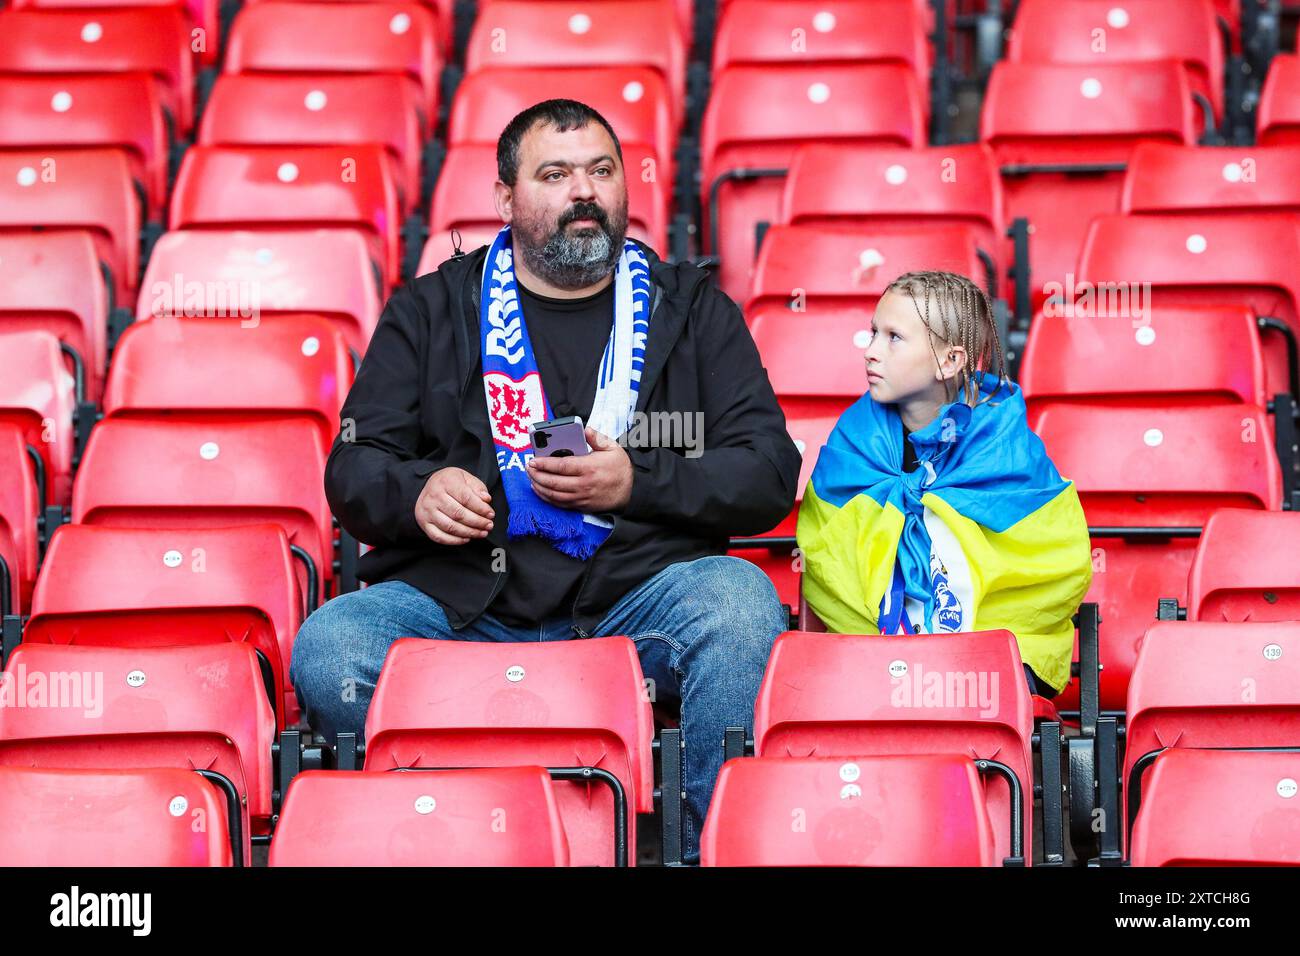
top-left (0, 148), bottom-right (140, 307)
top-left (1121, 142), bottom-right (1300, 219)
top-left (269, 768), bottom-right (571, 866)
top-left (199, 74), bottom-right (425, 216)
top-left (10, 0), bottom-right (223, 68)
top-left (1187, 509), bottom-right (1300, 622)
top-left (980, 61), bottom-right (1196, 313)
top-left (0, 331), bottom-right (77, 508)
top-left (0, 232), bottom-right (109, 405)
top-left (0, 766), bottom-right (236, 866)
top-left (0, 424), bottom-right (40, 617)
top-left (71, 417), bottom-right (336, 598)
top-left (224, 1), bottom-right (442, 136)
top-left (1257, 53), bottom-right (1300, 144)
top-left (1008, 0), bottom-right (1224, 124)
top-left (466, 1), bottom-right (685, 129)
top-left (23, 522), bottom-right (306, 729)
top-left (417, 142), bottom-right (669, 273)
top-left (0, 641), bottom-right (276, 856)
top-left (1129, 748), bottom-right (1300, 866)
top-left (753, 630), bottom-right (1039, 863)
top-left (241, 0), bottom-right (455, 55)
top-left (781, 143), bottom-right (1005, 279)
top-left (448, 66), bottom-right (676, 185)
top-left (0, 74), bottom-right (169, 220)
top-left (701, 63), bottom-right (925, 301)
top-left (1020, 305), bottom-right (1269, 423)
top-left (103, 314), bottom-right (352, 459)
top-left (713, 0), bottom-right (931, 93)
top-left (136, 229), bottom-right (383, 356)
top-left (1077, 213), bottom-right (1300, 399)
top-left (1124, 621), bottom-right (1300, 853)
top-left (701, 754), bottom-right (1000, 866)
top-left (364, 636), bottom-right (654, 867)
top-left (170, 144), bottom-right (403, 289)
top-left (0, 8), bottom-right (197, 133)
top-left (477, 0), bottom-right (692, 44)
top-left (1035, 404), bottom-right (1283, 712)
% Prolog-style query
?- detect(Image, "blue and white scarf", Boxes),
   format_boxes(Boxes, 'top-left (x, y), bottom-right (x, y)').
top-left (480, 225), bottom-right (652, 559)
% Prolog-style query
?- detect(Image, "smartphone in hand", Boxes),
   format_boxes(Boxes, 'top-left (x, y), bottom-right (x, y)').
top-left (528, 415), bottom-right (590, 459)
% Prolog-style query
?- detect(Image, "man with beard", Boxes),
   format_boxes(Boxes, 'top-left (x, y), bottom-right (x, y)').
top-left (290, 100), bottom-right (802, 863)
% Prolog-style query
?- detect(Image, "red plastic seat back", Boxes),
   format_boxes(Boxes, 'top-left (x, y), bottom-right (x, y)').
top-left (1257, 53), bottom-right (1300, 144)
top-left (10, 0), bottom-right (223, 67)
top-left (1189, 509), bottom-right (1300, 623)
top-left (25, 522), bottom-right (303, 728)
top-left (1130, 749), bottom-right (1300, 866)
top-left (136, 228), bottom-right (382, 355)
top-left (701, 754), bottom-right (999, 866)
top-left (0, 423), bottom-right (39, 616)
top-left (1122, 142), bottom-right (1300, 219)
top-left (0, 330), bottom-right (76, 508)
top-left (364, 636), bottom-right (654, 867)
top-left (754, 630), bottom-right (1037, 862)
top-left (0, 766), bottom-right (234, 866)
top-left (270, 768), bottom-right (570, 866)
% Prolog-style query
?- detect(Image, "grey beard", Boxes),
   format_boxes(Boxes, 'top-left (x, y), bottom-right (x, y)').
top-left (518, 226), bottom-right (620, 289)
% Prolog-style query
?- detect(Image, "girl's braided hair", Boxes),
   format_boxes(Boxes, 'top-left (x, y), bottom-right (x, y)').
top-left (882, 270), bottom-right (1010, 408)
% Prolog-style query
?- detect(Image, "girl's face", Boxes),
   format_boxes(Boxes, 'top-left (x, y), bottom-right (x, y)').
top-left (863, 291), bottom-right (955, 405)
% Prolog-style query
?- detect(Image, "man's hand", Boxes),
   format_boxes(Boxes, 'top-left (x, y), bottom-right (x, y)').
top-left (527, 426), bottom-right (633, 513)
top-left (415, 467), bottom-right (495, 545)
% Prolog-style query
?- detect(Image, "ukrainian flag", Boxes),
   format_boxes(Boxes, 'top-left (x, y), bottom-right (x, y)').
top-left (796, 373), bottom-right (1092, 692)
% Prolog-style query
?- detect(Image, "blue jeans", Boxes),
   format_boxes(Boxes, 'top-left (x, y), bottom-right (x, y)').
top-left (289, 554), bottom-right (787, 863)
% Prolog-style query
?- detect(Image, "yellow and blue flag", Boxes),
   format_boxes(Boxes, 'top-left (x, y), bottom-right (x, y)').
top-left (796, 373), bottom-right (1092, 691)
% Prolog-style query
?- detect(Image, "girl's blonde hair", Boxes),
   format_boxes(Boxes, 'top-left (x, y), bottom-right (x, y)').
top-left (883, 270), bottom-right (1010, 408)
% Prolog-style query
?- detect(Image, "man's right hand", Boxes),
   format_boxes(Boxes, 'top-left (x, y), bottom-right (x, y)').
top-left (414, 467), bottom-right (495, 545)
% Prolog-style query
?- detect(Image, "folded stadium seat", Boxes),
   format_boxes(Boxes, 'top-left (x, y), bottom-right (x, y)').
top-left (701, 754), bottom-right (1000, 866)
top-left (1034, 404), bottom-right (1283, 713)
top-left (1121, 143), bottom-right (1300, 220)
top-left (980, 61), bottom-right (1197, 316)
top-left (23, 523), bottom-right (307, 729)
top-left (0, 641), bottom-right (276, 859)
top-left (0, 424), bottom-right (40, 618)
top-left (71, 417), bottom-right (337, 601)
top-left (0, 331), bottom-right (77, 509)
top-left (447, 67), bottom-right (677, 189)
top-left (239, 0), bottom-right (456, 57)
top-left (1076, 213), bottom-right (1300, 402)
top-left (10, 0), bottom-right (223, 68)
top-left (752, 630), bottom-right (1040, 864)
top-left (416, 142), bottom-right (670, 273)
top-left (224, 1), bottom-right (442, 137)
top-left (0, 232), bottom-right (109, 407)
top-left (0, 766), bottom-right (236, 866)
top-left (0, 148), bottom-right (140, 308)
top-left (476, 0), bottom-right (693, 45)
top-left (364, 636), bottom-right (655, 867)
top-left (103, 314), bottom-right (352, 461)
top-left (0, 8), bottom-right (197, 134)
top-left (198, 74), bottom-right (425, 217)
top-left (701, 63), bottom-right (925, 302)
top-left (732, 225), bottom-right (987, 605)
top-left (1124, 621), bottom-right (1300, 855)
top-left (781, 143), bottom-right (1006, 290)
top-left (0, 74), bottom-right (169, 221)
top-left (1186, 508), bottom-right (1300, 622)
top-left (1007, 0), bottom-right (1224, 129)
top-left (269, 768), bottom-right (571, 866)
top-left (717, 0), bottom-right (936, 30)
top-left (170, 144), bottom-right (403, 289)
top-left (1257, 53), bottom-right (1300, 144)
top-left (136, 229), bottom-right (383, 356)
top-left (465, 0), bottom-right (686, 131)
top-left (713, 0), bottom-right (932, 98)
top-left (1020, 305), bottom-right (1269, 426)
top-left (1129, 749), bottom-right (1300, 866)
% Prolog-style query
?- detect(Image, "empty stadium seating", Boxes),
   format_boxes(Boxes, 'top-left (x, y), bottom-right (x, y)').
top-left (1187, 508), bottom-right (1300, 622)
top-left (0, 424), bottom-right (40, 617)
top-left (0, 331), bottom-right (78, 508)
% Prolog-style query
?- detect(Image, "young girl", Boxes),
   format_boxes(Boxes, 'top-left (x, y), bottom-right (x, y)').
top-left (796, 271), bottom-right (1092, 696)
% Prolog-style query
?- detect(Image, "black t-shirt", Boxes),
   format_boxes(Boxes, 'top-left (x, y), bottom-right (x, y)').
top-left (902, 423), bottom-right (918, 473)
top-left (487, 277), bottom-right (615, 628)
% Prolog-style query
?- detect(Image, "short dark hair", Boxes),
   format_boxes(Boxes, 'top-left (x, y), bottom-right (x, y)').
top-left (496, 99), bottom-right (624, 186)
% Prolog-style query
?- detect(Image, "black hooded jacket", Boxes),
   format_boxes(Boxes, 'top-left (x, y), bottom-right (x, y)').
top-left (324, 240), bottom-right (803, 633)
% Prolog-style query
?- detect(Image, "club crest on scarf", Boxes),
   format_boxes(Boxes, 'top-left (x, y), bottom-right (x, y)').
top-left (479, 225), bottom-right (652, 560)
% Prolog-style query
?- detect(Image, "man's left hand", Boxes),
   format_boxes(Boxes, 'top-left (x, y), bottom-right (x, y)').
top-left (528, 426), bottom-right (633, 513)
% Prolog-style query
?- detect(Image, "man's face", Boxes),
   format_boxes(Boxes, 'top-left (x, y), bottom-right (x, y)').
top-left (862, 290), bottom-right (952, 405)
top-left (496, 120), bottom-right (630, 289)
